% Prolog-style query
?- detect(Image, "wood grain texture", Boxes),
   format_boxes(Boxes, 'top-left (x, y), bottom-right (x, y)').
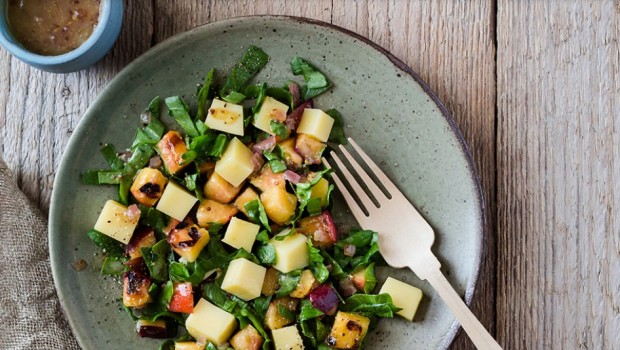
top-left (497, 1), bottom-right (620, 349)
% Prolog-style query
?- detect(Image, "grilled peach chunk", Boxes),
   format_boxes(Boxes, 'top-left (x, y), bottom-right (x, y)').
top-left (123, 258), bottom-right (152, 309)
top-left (326, 312), bottom-right (371, 349)
top-left (260, 187), bottom-right (297, 225)
top-left (157, 131), bottom-right (190, 174)
top-left (250, 164), bottom-right (286, 192)
top-left (290, 269), bottom-right (319, 298)
top-left (261, 267), bottom-right (280, 296)
top-left (295, 133), bottom-right (326, 165)
top-left (296, 211), bottom-right (338, 248)
top-left (265, 297), bottom-right (299, 330)
top-left (278, 138), bottom-right (303, 169)
top-left (196, 199), bottom-right (238, 228)
top-left (126, 227), bottom-right (156, 259)
top-left (166, 219), bottom-right (210, 263)
top-left (130, 168), bottom-right (168, 206)
top-left (230, 324), bottom-right (264, 350)
top-left (233, 187), bottom-right (260, 218)
top-left (204, 172), bottom-right (243, 204)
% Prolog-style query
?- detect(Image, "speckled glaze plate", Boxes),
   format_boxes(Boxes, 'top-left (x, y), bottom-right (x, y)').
top-left (50, 16), bottom-right (485, 350)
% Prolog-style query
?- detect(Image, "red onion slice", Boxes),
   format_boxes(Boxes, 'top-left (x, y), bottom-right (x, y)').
top-left (283, 170), bottom-right (303, 184)
top-left (285, 99), bottom-right (313, 132)
top-left (343, 244), bottom-right (357, 257)
top-left (251, 152), bottom-right (265, 172)
top-left (252, 135), bottom-right (276, 153)
top-left (148, 156), bottom-right (162, 168)
top-left (126, 204), bottom-right (141, 221)
top-left (289, 82), bottom-right (301, 107)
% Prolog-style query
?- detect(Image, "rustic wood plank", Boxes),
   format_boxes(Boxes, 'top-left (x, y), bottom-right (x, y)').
top-left (332, 1), bottom-right (498, 348)
top-left (496, 1), bottom-right (620, 348)
top-left (0, 0), bottom-right (154, 211)
top-left (208, 0), bottom-right (333, 22)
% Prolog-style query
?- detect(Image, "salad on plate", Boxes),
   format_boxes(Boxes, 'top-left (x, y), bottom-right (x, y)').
top-left (83, 46), bottom-right (424, 350)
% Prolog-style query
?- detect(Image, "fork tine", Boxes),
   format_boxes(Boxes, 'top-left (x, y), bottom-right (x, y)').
top-left (338, 144), bottom-right (388, 202)
top-left (322, 158), bottom-right (368, 222)
top-left (348, 138), bottom-right (399, 196)
top-left (329, 151), bottom-right (378, 211)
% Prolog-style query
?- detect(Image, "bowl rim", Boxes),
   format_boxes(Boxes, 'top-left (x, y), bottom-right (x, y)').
top-left (0, 0), bottom-right (114, 64)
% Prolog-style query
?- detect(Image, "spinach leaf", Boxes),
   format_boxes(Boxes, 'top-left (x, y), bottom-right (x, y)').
top-left (294, 168), bottom-right (331, 219)
top-left (266, 86), bottom-right (294, 110)
top-left (256, 230), bottom-right (270, 243)
top-left (132, 97), bottom-right (165, 148)
top-left (87, 229), bottom-right (125, 259)
top-left (161, 280), bottom-right (174, 306)
top-left (252, 295), bottom-right (272, 317)
top-left (326, 109), bottom-right (347, 145)
top-left (321, 251), bottom-right (347, 280)
top-left (263, 149), bottom-right (287, 173)
top-left (239, 307), bottom-right (273, 350)
top-left (244, 199), bottom-right (271, 232)
top-left (341, 293), bottom-right (401, 317)
top-left (138, 205), bottom-right (167, 237)
top-left (307, 240), bottom-right (330, 283)
top-left (100, 256), bottom-right (126, 276)
top-left (269, 120), bottom-right (289, 139)
top-left (256, 243), bottom-right (276, 265)
top-left (141, 239), bottom-right (170, 282)
top-left (165, 96), bottom-right (199, 137)
top-left (100, 144), bottom-right (124, 171)
top-left (222, 91), bottom-right (246, 104)
top-left (277, 304), bottom-right (296, 322)
top-left (276, 270), bottom-right (302, 297)
top-left (221, 46), bottom-right (270, 97)
top-left (306, 197), bottom-right (323, 217)
top-left (196, 68), bottom-right (215, 120)
top-left (291, 57), bottom-right (332, 100)
top-left (229, 248), bottom-right (260, 264)
top-left (208, 134), bottom-right (229, 158)
top-left (299, 299), bottom-right (324, 321)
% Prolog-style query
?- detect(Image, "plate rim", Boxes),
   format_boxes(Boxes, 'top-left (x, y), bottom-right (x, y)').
top-left (49, 14), bottom-right (487, 349)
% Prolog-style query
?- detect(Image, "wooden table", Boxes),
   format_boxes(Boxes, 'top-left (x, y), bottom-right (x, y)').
top-left (1, 1), bottom-right (618, 349)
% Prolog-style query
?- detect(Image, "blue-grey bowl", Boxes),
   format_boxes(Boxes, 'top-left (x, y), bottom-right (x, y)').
top-left (0, 0), bottom-right (123, 73)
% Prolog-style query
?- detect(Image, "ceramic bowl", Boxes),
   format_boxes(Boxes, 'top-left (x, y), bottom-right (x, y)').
top-left (0, 0), bottom-right (123, 73)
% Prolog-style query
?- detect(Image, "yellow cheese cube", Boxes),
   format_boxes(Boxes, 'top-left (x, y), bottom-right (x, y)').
top-left (272, 325), bottom-right (304, 350)
top-left (221, 258), bottom-right (267, 301)
top-left (379, 277), bottom-right (423, 321)
top-left (186, 299), bottom-right (237, 345)
top-left (310, 177), bottom-right (330, 207)
top-left (215, 138), bottom-right (254, 187)
top-left (222, 217), bottom-right (260, 252)
top-left (205, 98), bottom-right (244, 136)
top-left (270, 230), bottom-right (309, 273)
top-left (156, 182), bottom-right (198, 221)
top-left (253, 97), bottom-right (289, 134)
top-left (296, 108), bottom-right (334, 142)
top-left (94, 200), bottom-right (140, 244)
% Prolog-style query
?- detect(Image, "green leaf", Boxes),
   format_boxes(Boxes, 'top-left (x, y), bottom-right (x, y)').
top-left (141, 239), bottom-right (170, 282)
top-left (221, 46), bottom-right (270, 97)
top-left (269, 120), bottom-right (289, 139)
top-left (321, 251), bottom-right (347, 280)
top-left (165, 96), bottom-right (199, 137)
top-left (229, 248), bottom-right (260, 264)
top-left (87, 229), bottom-right (125, 259)
top-left (161, 280), bottom-right (174, 306)
top-left (306, 197), bottom-right (323, 216)
top-left (244, 199), bottom-right (271, 232)
top-left (277, 304), bottom-right (296, 322)
top-left (299, 299), bottom-right (324, 321)
top-left (207, 134), bottom-right (229, 158)
top-left (196, 68), bottom-right (215, 120)
top-left (363, 263), bottom-right (377, 294)
top-left (276, 270), bottom-right (302, 297)
top-left (325, 109), bottom-right (347, 145)
top-left (256, 244), bottom-right (276, 265)
top-left (266, 86), bottom-right (294, 110)
top-left (138, 205), bottom-right (167, 237)
top-left (341, 293), bottom-right (401, 317)
top-left (256, 230), bottom-right (270, 243)
top-left (221, 91), bottom-right (246, 104)
top-left (249, 82), bottom-right (268, 114)
top-left (290, 57), bottom-right (332, 100)
top-left (307, 240), bottom-right (330, 283)
top-left (184, 173), bottom-right (199, 191)
top-left (239, 307), bottom-right (273, 349)
top-left (263, 149), bottom-right (287, 173)
top-left (101, 256), bottom-right (126, 276)
top-left (252, 295), bottom-right (272, 317)
top-left (100, 144), bottom-right (124, 171)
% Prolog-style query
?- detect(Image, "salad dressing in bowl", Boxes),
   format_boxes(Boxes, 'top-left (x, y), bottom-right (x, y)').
top-left (7, 0), bottom-right (101, 56)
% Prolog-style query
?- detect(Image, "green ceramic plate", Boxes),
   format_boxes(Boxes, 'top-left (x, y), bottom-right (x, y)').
top-left (50, 16), bottom-right (484, 350)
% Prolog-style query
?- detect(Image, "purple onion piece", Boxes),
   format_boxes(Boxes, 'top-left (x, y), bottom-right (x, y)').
top-left (309, 284), bottom-right (340, 316)
top-left (148, 156), bottom-right (162, 168)
top-left (285, 99), bottom-right (313, 132)
top-left (338, 277), bottom-right (357, 297)
top-left (251, 152), bottom-right (265, 172)
top-left (252, 135), bottom-right (276, 153)
top-left (343, 244), bottom-right (357, 257)
top-left (288, 82), bottom-right (301, 107)
top-left (283, 170), bottom-right (302, 184)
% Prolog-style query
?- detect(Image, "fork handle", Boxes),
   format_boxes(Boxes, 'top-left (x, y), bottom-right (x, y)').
top-left (423, 268), bottom-right (502, 350)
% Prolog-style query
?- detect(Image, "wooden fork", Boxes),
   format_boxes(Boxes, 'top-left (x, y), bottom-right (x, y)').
top-left (323, 138), bottom-right (501, 350)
